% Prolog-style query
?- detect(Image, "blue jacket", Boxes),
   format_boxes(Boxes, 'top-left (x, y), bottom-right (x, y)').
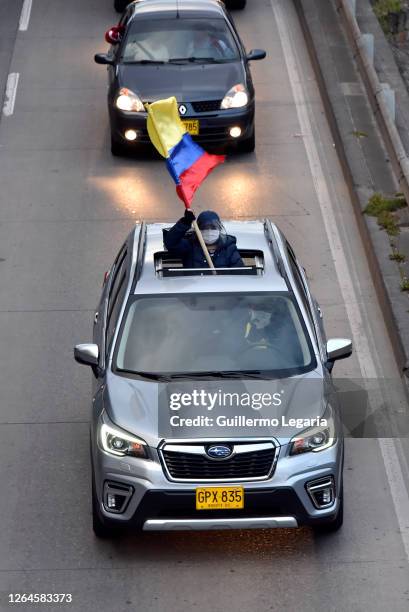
top-left (164, 219), bottom-right (244, 268)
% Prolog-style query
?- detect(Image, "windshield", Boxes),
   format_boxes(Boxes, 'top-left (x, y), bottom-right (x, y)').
top-left (121, 18), bottom-right (240, 64)
top-left (114, 293), bottom-right (316, 378)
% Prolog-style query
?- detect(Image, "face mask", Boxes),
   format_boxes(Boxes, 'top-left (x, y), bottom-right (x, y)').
top-left (201, 229), bottom-right (220, 245)
top-left (250, 310), bottom-right (272, 329)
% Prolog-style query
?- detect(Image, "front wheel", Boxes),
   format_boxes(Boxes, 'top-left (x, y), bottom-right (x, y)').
top-left (313, 484), bottom-right (344, 534)
top-left (237, 130), bottom-right (255, 153)
top-left (114, 0), bottom-right (130, 13)
top-left (111, 135), bottom-right (129, 157)
top-left (92, 478), bottom-right (118, 539)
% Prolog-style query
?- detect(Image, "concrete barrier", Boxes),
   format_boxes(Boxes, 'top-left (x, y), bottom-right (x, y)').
top-left (336, 0), bottom-right (409, 203)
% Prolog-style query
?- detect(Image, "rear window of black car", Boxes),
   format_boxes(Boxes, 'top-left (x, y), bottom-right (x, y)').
top-left (121, 18), bottom-right (240, 63)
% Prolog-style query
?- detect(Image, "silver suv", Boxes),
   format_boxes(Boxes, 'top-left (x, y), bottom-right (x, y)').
top-left (74, 220), bottom-right (352, 537)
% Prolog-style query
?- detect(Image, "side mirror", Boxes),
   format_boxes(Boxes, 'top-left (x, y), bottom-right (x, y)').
top-left (94, 53), bottom-right (114, 66)
top-left (246, 49), bottom-right (266, 61)
top-left (74, 343), bottom-right (99, 367)
top-left (326, 338), bottom-right (352, 363)
top-left (105, 25), bottom-right (124, 45)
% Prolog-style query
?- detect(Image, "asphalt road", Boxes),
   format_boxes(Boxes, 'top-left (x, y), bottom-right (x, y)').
top-left (1, 1), bottom-right (409, 611)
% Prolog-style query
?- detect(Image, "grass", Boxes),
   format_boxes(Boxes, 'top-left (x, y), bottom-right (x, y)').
top-left (351, 130), bottom-right (368, 138)
top-left (400, 276), bottom-right (409, 291)
top-left (364, 192), bottom-right (406, 236)
top-left (389, 252), bottom-right (406, 262)
top-left (373, 0), bottom-right (402, 33)
top-left (366, 193), bottom-right (409, 292)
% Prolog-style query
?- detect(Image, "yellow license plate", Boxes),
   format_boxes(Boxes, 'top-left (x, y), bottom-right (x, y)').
top-left (182, 120), bottom-right (199, 135)
top-left (196, 486), bottom-right (244, 510)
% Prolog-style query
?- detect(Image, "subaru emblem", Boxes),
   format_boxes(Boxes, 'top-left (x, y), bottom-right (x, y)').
top-left (179, 104), bottom-right (187, 116)
top-left (206, 445), bottom-right (232, 460)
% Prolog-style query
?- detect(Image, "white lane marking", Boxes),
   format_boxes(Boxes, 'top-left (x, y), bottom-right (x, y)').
top-left (19, 0), bottom-right (33, 31)
top-left (379, 439), bottom-right (409, 554)
top-left (272, 0), bottom-right (376, 379)
top-left (271, 0), bottom-right (409, 560)
top-left (2, 73), bottom-right (20, 117)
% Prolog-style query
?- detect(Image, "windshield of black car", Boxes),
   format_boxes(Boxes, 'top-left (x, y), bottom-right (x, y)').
top-left (114, 293), bottom-right (316, 378)
top-left (121, 18), bottom-right (240, 63)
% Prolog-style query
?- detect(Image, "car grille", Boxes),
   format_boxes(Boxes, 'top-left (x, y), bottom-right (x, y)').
top-left (161, 443), bottom-right (276, 481)
top-left (191, 100), bottom-right (221, 113)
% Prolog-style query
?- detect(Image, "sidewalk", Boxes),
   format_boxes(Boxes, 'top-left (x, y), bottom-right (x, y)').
top-left (295, 0), bottom-right (409, 381)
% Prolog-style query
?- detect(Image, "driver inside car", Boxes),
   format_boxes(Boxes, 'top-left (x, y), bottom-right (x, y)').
top-left (243, 299), bottom-right (300, 357)
top-left (187, 27), bottom-right (234, 60)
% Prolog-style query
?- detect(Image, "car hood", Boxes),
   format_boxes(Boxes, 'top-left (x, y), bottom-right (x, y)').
top-left (103, 368), bottom-right (335, 448)
top-left (117, 61), bottom-right (246, 102)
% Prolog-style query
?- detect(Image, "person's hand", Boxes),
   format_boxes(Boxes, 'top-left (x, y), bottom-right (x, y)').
top-left (182, 208), bottom-right (196, 226)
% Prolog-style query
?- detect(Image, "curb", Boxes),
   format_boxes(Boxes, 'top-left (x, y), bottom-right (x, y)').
top-left (337, 0), bottom-right (409, 204)
top-left (294, 0), bottom-right (409, 384)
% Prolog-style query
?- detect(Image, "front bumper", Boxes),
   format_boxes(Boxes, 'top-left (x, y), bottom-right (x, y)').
top-left (109, 103), bottom-right (255, 147)
top-left (92, 434), bottom-right (344, 532)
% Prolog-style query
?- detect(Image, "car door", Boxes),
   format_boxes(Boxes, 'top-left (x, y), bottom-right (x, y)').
top-left (93, 243), bottom-right (128, 377)
top-left (104, 244), bottom-right (131, 369)
top-left (286, 242), bottom-right (327, 362)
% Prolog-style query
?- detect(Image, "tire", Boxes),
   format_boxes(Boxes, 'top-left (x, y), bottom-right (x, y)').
top-left (114, 0), bottom-right (130, 13)
top-left (225, 0), bottom-right (247, 9)
top-left (110, 135), bottom-right (128, 157)
top-left (92, 477), bottom-right (118, 539)
top-left (313, 484), bottom-right (344, 534)
top-left (238, 129), bottom-right (255, 153)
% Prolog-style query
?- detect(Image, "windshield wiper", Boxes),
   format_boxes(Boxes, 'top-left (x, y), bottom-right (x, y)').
top-left (122, 59), bottom-right (166, 65)
top-left (117, 369), bottom-right (171, 382)
top-left (168, 370), bottom-right (272, 380)
top-left (168, 56), bottom-right (226, 64)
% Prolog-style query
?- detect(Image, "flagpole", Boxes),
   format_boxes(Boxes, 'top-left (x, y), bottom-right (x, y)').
top-left (176, 184), bottom-right (215, 271)
top-left (192, 219), bottom-right (216, 270)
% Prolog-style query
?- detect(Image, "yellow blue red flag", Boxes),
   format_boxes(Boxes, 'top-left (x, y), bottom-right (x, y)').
top-left (146, 97), bottom-right (225, 207)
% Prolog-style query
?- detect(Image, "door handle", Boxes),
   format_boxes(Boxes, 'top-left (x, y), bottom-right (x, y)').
top-left (94, 312), bottom-right (99, 324)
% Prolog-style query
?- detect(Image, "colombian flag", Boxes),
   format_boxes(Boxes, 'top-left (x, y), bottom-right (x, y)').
top-left (146, 97), bottom-right (225, 207)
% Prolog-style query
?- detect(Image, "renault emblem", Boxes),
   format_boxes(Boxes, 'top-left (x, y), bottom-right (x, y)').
top-left (179, 104), bottom-right (187, 116)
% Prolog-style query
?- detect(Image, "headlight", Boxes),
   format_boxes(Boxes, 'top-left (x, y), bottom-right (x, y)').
top-left (221, 84), bottom-right (249, 109)
top-left (115, 88), bottom-right (144, 112)
top-left (288, 406), bottom-right (336, 455)
top-left (100, 422), bottom-right (148, 458)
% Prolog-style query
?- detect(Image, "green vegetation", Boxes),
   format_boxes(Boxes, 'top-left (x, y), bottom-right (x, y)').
top-left (351, 130), bottom-right (368, 139)
top-left (366, 193), bottom-right (409, 294)
top-left (389, 252), bottom-right (406, 262)
top-left (400, 276), bottom-right (409, 291)
top-left (373, 0), bottom-right (402, 33)
top-left (364, 192), bottom-right (406, 236)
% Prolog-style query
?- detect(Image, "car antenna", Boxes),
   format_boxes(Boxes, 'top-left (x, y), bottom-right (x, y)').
top-left (176, 0), bottom-right (180, 18)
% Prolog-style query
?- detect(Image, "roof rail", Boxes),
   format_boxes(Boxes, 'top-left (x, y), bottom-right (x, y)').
top-left (133, 222), bottom-right (147, 288)
top-left (263, 219), bottom-right (290, 287)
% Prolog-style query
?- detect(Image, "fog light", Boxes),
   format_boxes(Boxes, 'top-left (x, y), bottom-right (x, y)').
top-left (124, 129), bottom-right (138, 141)
top-left (107, 493), bottom-right (117, 509)
top-left (103, 482), bottom-right (133, 514)
top-left (306, 477), bottom-right (335, 509)
top-left (321, 489), bottom-right (332, 504)
top-left (229, 126), bottom-right (242, 138)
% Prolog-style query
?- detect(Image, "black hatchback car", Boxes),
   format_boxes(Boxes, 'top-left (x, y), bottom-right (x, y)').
top-left (114, 0), bottom-right (247, 14)
top-left (95, 0), bottom-right (265, 155)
